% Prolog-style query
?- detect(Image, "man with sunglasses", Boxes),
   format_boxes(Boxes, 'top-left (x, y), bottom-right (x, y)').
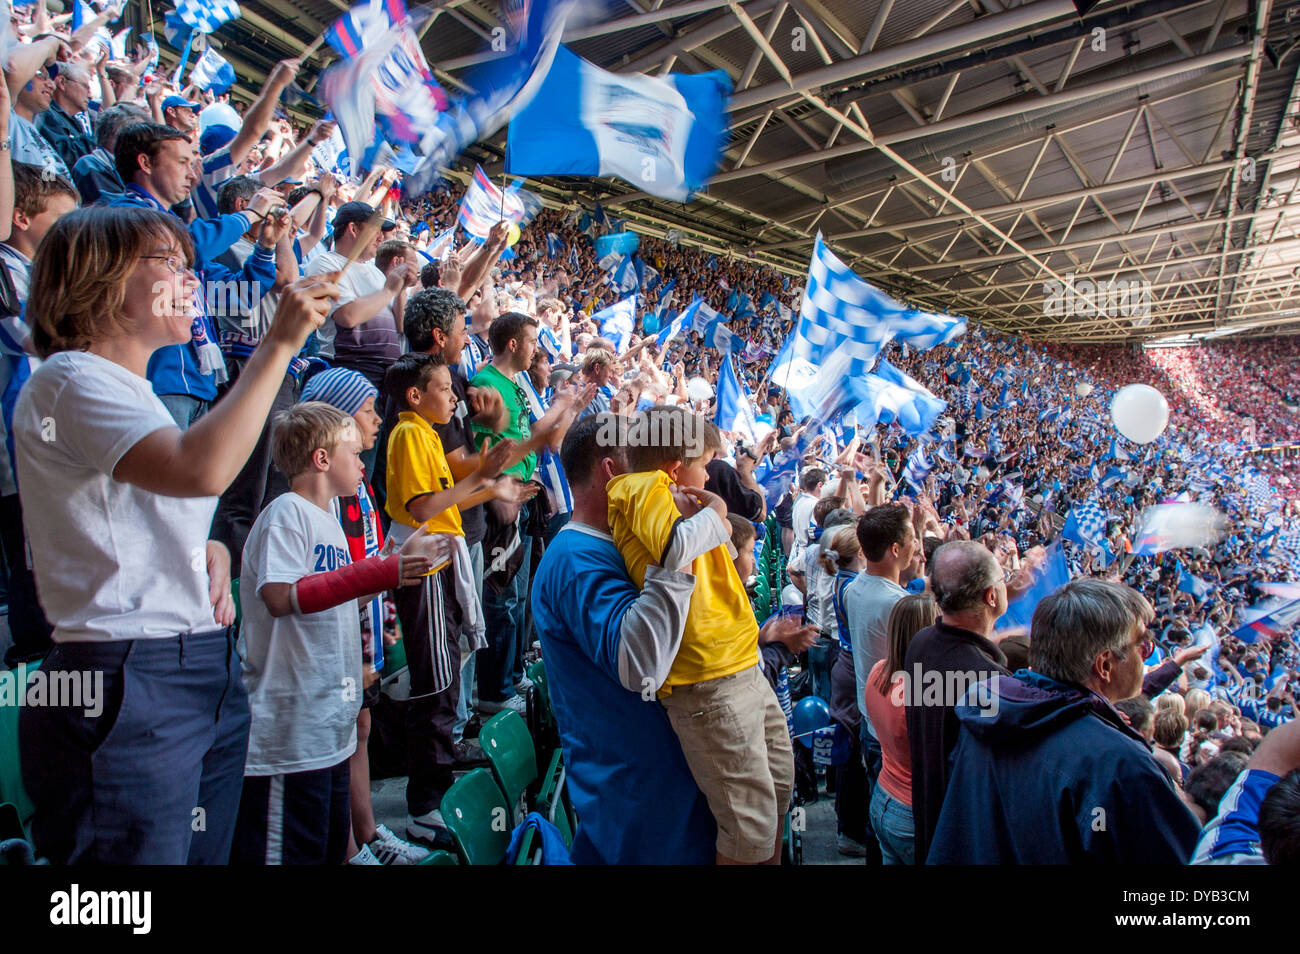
top-left (37, 62), bottom-right (96, 171)
top-left (928, 578), bottom-right (1201, 864)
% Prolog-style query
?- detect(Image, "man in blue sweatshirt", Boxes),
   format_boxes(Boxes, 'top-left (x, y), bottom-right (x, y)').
top-left (110, 123), bottom-right (278, 428)
top-left (929, 578), bottom-right (1201, 864)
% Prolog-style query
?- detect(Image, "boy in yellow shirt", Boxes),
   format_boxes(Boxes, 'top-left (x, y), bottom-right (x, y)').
top-left (382, 351), bottom-right (526, 847)
top-left (606, 406), bottom-right (794, 864)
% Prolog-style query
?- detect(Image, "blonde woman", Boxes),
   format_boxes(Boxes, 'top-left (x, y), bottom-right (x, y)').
top-left (14, 206), bottom-right (338, 864)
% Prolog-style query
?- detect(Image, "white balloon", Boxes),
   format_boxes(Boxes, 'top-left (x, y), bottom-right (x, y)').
top-left (1075, 382), bottom-right (1093, 398)
top-left (1110, 383), bottom-right (1169, 444)
top-left (686, 376), bottom-right (713, 401)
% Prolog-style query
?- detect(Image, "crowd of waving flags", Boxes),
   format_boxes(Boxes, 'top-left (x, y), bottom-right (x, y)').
top-left (171, 0), bottom-right (1300, 632)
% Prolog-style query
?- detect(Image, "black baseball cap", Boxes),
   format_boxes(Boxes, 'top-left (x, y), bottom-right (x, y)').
top-left (333, 201), bottom-right (396, 232)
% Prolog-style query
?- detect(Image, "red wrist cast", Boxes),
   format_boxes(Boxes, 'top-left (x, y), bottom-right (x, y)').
top-left (295, 553), bottom-right (402, 615)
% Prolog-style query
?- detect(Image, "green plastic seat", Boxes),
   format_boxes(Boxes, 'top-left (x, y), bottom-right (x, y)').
top-left (514, 825), bottom-right (539, 865)
top-left (480, 709), bottom-right (537, 813)
top-left (440, 768), bottom-right (511, 865)
top-left (525, 659), bottom-right (560, 765)
top-left (534, 748), bottom-right (574, 849)
top-left (0, 663), bottom-right (36, 831)
top-left (383, 637), bottom-right (407, 674)
top-left (416, 849), bottom-right (459, 866)
top-left (231, 577), bottom-right (241, 629)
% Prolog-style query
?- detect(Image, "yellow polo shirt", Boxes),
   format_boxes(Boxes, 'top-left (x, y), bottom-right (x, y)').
top-left (385, 411), bottom-right (463, 544)
top-left (607, 470), bottom-right (758, 693)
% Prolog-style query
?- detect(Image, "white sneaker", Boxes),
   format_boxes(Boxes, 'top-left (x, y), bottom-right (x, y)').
top-left (369, 823), bottom-right (431, 865)
top-left (479, 695), bottom-right (527, 715)
top-left (348, 844), bottom-right (383, 865)
top-left (514, 675), bottom-right (535, 695)
top-left (407, 809), bottom-right (454, 850)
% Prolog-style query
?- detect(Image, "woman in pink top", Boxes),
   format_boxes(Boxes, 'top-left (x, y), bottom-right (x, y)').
top-left (864, 594), bottom-right (939, 865)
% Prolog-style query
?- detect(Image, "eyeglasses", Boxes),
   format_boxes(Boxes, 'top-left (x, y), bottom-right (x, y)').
top-left (143, 254), bottom-right (193, 276)
top-left (1138, 635), bottom-right (1156, 659)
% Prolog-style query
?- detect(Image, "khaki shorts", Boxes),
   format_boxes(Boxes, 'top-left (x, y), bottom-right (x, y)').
top-left (661, 664), bottom-right (795, 863)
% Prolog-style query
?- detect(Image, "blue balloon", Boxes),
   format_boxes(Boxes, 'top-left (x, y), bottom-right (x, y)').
top-left (793, 696), bottom-right (832, 746)
top-left (1124, 495), bottom-right (1134, 504)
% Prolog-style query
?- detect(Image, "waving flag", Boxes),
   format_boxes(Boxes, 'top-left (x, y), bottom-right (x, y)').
top-left (175, 0), bottom-right (240, 33)
top-left (458, 165), bottom-right (542, 240)
top-left (593, 295), bottom-right (636, 353)
top-left (755, 448), bottom-right (799, 509)
top-left (325, 0), bottom-right (408, 58)
top-left (189, 46), bottom-right (235, 94)
top-left (887, 309), bottom-right (966, 350)
top-left (1231, 597), bottom-right (1300, 644)
top-left (997, 543), bottom-right (1069, 630)
top-left (594, 231), bottom-right (639, 258)
top-left (1131, 503), bottom-right (1228, 557)
top-left (1177, 563), bottom-right (1211, 600)
top-left (506, 45), bottom-right (731, 202)
top-left (428, 227), bottom-right (455, 261)
top-left (769, 234), bottom-right (900, 419)
top-left (715, 353), bottom-right (761, 444)
top-left (903, 446), bottom-right (934, 493)
top-left (875, 358), bottom-right (946, 435)
top-left (545, 232), bottom-right (564, 258)
top-left (657, 298), bottom-right (709, 348)
top-left (1063, 501), bottom-right (1113, 564)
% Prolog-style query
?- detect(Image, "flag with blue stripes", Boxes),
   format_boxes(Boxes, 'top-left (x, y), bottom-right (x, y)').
top-left (458, 165), bottom-right (543, 240)
top-left (715, 352), bottom-right (760, 444)
top-left (506, 45), bottom-right (732, 202)
top-left (656, 298), bottom-right (709, 348)
top-left (175, 0), bottom-right (240, 34)
top-left (325, 0), bottom-right (408, 59)
top-left (1063, 500), bottom-right (1113, 564)
top-left (1177, 562), bottom-right (1211, 600)
top-left (189, 46), bottom-right (235, 93)
top-left (545, 232), bottom-right (564, 258)
top-left (903, 446), bottom-right (933, 493)
top-left (593, 295), bottom-right (636, 353)
top-left (886, 308), bottom-right (966, 350)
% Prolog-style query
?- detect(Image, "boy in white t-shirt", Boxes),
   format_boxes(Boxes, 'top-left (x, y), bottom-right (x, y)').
top-left (232, 402), bottom-right (448, 865)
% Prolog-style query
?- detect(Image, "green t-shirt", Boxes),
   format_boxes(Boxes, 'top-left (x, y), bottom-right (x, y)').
top-left (470, 363), bottom-right (535, 480)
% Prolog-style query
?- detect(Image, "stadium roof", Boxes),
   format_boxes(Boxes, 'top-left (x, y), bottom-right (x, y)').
top-left (144, 0), bottom-right (1300, 342)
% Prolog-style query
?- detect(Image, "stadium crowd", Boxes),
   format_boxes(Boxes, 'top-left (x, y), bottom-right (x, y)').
top-left (1, 1), bottom-right (1299, 867)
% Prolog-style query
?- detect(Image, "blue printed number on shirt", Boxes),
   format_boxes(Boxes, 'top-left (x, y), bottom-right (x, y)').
top-left (313, 544), bottom-right (349, 572)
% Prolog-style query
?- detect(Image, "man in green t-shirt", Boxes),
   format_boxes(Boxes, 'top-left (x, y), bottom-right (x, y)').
top-left (471, 311), bottom-right (541, 714)
top-left (470, 312), bottom-right (539, 481)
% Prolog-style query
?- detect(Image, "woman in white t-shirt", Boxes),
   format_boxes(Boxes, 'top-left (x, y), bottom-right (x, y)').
top-left (12, 206), bottom-right (338, 865)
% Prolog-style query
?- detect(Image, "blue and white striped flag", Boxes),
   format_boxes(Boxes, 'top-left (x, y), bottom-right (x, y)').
top-left (887, 308), bottom-right (966, 350)
top-left (545, 232), bottom-right (564, 258)
top-left (715, 353), bottom-right (761, 444)
top-left (903, 446), bottom-right (934, 493)
top-left (656, 298), bottom-right (710, 348)
top-left (458, 165), bottom-right (542, 240)
top-left (506, 45), bottom-right (731, 202)
top-left (189, 46), bottom-right (235, 93)
top-left (593, 295), bottom-right (636, 353)
top-left (175, 0), bottom-right (240, 34)
top-left (1063, 500), bottom-right (1113, 564)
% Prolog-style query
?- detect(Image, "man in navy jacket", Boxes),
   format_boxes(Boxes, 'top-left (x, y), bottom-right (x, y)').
top-left (929, 578), bottom-right (1201, 864)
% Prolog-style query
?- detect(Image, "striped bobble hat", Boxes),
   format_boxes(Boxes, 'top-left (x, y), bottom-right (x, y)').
top-left (299, 367), bottom-right (378, 416)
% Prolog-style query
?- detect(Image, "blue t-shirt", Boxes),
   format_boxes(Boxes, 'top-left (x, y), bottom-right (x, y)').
top-left (531, 522), bottom-right (715, 864)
